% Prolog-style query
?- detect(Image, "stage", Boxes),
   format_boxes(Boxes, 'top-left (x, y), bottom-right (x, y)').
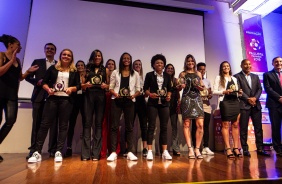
top-left (0, 151), bottom-right (282, 184)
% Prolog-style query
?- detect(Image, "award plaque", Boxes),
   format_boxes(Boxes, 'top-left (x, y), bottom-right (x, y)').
top-left (90, 75), bottom-right (102, 85)
top-left (54, 81), bottom-right (65, 92)
top-left (157, 87), bottom-right (167, 104)
top-left (177, 77), bottom-right (186, 86)
top-left (119, 87), bottom-right (130, 98)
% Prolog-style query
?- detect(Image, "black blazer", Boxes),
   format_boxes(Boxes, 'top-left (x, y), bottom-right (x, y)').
top-left (234, 71), bottom-right (262, 110)
top-left (25, 59), bottom-right (56, 102)
top-left (263, 69), bottom-right (282, 108)
top-left (143, 71), bottom-right (172, 107)
top-left (42, 65), bottom-right (81, 103)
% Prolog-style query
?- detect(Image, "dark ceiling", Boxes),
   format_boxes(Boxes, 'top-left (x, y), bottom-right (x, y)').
top-left (273, 5), bottom-right (282, 14)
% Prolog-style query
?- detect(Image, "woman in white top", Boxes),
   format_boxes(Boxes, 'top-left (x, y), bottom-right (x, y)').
top-left (213, 61), bottom-right (242, 159)
top-left (28, 49), bottom-right (80, 163)
top-left (107, 52), bottom-right (140, 161)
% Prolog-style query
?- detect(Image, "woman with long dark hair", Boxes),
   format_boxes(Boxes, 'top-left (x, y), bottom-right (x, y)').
top-left (81, 50), bottom-right (109, 161)
top-left (165, 63), bottom-right (180, 155)
top-left (107, 52), bottom-right (140, 161)
top-left (213, 61), bottom-right (243, 159)
top-left (0, 34), bottom-right (38, 162)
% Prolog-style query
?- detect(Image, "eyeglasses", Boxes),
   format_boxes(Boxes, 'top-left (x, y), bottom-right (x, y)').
top-left (45, 47), bottom-right (55, 51)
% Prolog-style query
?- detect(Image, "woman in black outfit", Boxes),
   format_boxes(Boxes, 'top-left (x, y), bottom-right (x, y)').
top-left (0, 34), bottom-right (38, 162)
top-left (143, 54), bottom-right (172, 161)
top-left (133, 59), bottom-right (148, 157)
top-left (81, 50), bottom-right (109, 161)
top-left (164, 63), bottom-right (180, 155)
top-left (28, 48), bottom-right (80, 163)
top-left (65, 60), bottom-right (86, 157)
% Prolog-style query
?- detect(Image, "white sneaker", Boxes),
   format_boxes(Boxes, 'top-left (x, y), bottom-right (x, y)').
top-left (201, 147), bottom-right (214, 155)
top-left (162, 150), bottom-right (172, 160)
top-left (146, 150), bottom-right (153, 161)
top-left (107, 152), bottom-right (117, 162)
top-left (28, 151), bottom-right (42, 163)
top-left (127, 152), bottom-right (138, 161)
top-left (54, 151), bottom-right (63, 162)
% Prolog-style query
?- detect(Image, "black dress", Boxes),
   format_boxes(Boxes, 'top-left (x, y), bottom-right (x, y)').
top-left (219, 79), bottom-right (240, 121)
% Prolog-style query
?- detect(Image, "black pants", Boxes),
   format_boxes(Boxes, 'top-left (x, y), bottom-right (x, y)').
top-left (240, 107), bottom-right (264, 151)
top-left (81, 91), bottom-right (105, 159)
top-left (268, 107), bottom-right (282, 152)
top-left (35, 96), bottom-right (72, 153)
top-left (192, 112), bottom-right (211, 148)
top-left (147, 105), bottom-right (169, 145)
top-left (29, 101), bottom-right (58, 153)
top-left (110, 98), bottom-right (134, 153)
top-left (133, 95), bottom-right (147, 141)
top-left (0, 98), bottom-right (18, 144)
top-left (67, 94), bottom-right (85, 148)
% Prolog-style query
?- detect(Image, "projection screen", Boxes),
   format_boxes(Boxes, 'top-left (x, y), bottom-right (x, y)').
top-left (19, 0), bottom-right (206, 98)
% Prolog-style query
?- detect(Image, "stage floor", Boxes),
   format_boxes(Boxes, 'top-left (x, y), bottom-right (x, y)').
top-left (0, 151), bottom-right (282, 184)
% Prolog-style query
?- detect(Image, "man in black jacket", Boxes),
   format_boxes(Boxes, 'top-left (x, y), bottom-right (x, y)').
top-left (234, 59), bottom-right (270, 157)
top-left (25, 43), bottom-right (58, 159)
top-left (263, 56), bottom-right (282, 157)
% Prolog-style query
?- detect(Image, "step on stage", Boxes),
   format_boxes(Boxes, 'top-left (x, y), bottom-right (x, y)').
top-left (0, 151), bottom-right (282, 184)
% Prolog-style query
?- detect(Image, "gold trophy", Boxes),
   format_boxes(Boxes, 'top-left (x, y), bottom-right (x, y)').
top-left (90, 75), bottom-right (102, 86)
top-left (177, 77), bottom-right (186, 86)
top-left (119, 87), bottom-right (130, 98)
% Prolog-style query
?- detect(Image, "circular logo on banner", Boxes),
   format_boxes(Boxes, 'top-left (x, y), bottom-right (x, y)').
top-left (250, 38), bottom-right (261, 50)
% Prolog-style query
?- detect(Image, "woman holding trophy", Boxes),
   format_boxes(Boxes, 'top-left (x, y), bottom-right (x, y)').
top-left (178, 54), bottom-right (205, 159)
top-left (213, 61), bottom-right (243, 159)
top-left (81, 49), bottom-right (109, 161)
top-left (107, 52), bottom-right (140, 161)
top-left (28, 49), bottom-right (80, 163)
top-left (143, 54), bottom-right (172, 161)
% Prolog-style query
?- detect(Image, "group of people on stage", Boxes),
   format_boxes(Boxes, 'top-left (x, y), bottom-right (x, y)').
top-left (1, 34), bottom-right (282, 163)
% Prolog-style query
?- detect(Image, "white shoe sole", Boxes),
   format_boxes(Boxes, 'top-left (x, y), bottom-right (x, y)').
top-left (54, 158), bottom-right (62, 162)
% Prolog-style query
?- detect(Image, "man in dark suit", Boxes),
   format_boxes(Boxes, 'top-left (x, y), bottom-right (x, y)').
top-left (25, 43), bottom-right (58, 159)
top-left (263, 56), bottom-right (282, 157)
top-left (234, 59), bottom-right (270, 157)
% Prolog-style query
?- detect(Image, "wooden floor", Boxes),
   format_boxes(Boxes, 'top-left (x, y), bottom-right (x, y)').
top-left (1, 151), bottom-right (282, 184)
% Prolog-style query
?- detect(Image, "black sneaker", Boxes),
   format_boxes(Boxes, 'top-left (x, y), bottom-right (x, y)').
top-left (143, 148), bottom-right (148, 157)
top-left (0, 155), bottom-right (3, 162)
top-left (49, 152), bottom-right (55, 158)
top-left (65, 148), bottom-right (72, 157)
top-left (123, 149), bottom-right (128, 157)
top-left (26, 151), bottom-right (34, 159)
